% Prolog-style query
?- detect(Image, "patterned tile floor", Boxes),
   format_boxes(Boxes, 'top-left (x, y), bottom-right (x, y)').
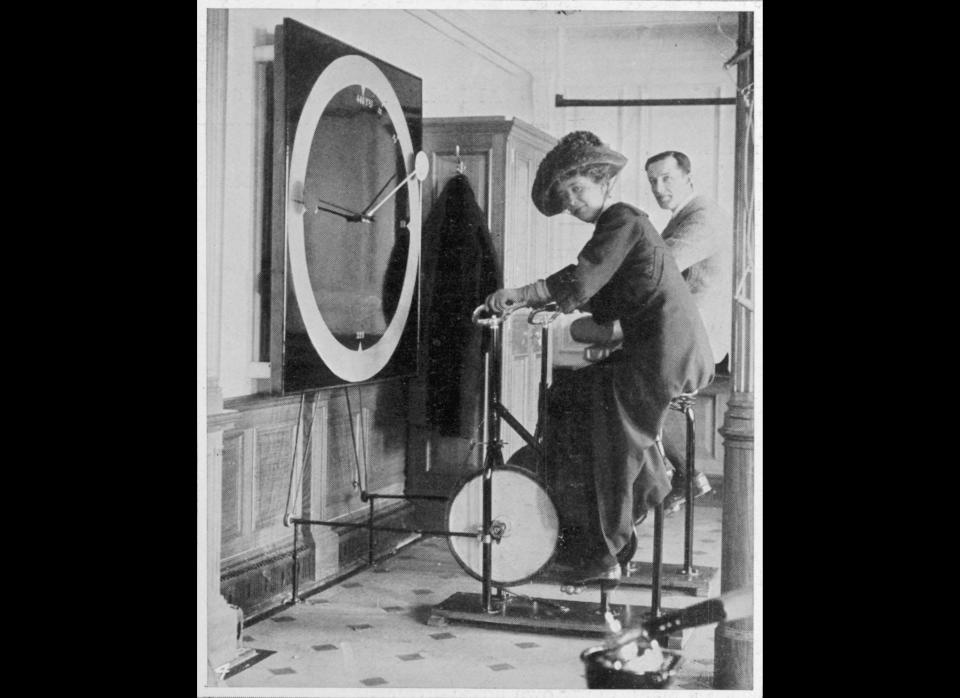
top-left (224, 498), bottom-right (724, 691)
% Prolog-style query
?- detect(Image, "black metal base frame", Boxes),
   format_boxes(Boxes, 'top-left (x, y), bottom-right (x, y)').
top-left (427, 591), bottom-right (690, 650)
top-left (283, 305), bottom-right (715, 649)
top-left (621, 562), bottom-right (719, 597)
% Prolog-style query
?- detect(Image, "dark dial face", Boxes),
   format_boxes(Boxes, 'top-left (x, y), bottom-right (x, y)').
top-left (301, 85), bottom-right (410, 352)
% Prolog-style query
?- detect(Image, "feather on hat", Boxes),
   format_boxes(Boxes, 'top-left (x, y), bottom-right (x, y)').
top-left (531, 131), bottom-right (628, 216)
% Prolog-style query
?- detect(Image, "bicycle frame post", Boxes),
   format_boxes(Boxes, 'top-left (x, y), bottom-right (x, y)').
top-left (481, 317), bottom-right (504, 613)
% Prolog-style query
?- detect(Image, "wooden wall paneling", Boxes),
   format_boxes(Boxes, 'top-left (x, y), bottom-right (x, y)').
top-left (254, 424), bottom-right (296, 530)
top-left (499, 123), bottom-right (556, 463)
top-left (216, 396), bottom-right (301, 561)
top-left (362, 386), bottom-right (407, 496)
top-left (221, 432), bottom-right (243, 546)
top-left (324, 395), bottom-right (362, 520)
top-left (216, 380), bottom-right (415, 612)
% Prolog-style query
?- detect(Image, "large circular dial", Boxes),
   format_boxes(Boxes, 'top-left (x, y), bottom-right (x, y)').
top-left (287, 55), bottom-right (422, 383)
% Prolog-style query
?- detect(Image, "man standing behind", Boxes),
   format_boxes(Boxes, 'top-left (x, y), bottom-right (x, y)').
top-left (645, 150), bottom-right (733, 513)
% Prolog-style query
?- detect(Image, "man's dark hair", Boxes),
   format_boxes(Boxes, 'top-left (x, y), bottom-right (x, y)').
top-left (644, 150), bottom-right (692, 174)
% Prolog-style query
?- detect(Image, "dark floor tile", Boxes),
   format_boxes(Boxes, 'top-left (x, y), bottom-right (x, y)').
top-left (271, 616), bottom-right (295, 623)
top-left (348, 623), bottom-right (373, 631)
top-left (489, 663), bottom-right (514, 671)
top-left (372, 567), bottom-right (391, 573)
top-left (312, 644), bottom-right (338, 652)
top-left (412, 588), bottom-right (434, 595)
top-left (430, 632), bottom-right (456, 640)
top-left (242, 635), bottom-right (255, 642)
top-left (342, 581), bottom-right (362, 588)
top-left (269, 667), bottom-right (296, 675)
top-left (382, 606), bottom-right (406, 613)
top-left (515, 642), bottom-right (539, 649)
top-left (360, 677), bottom-right (388, 686)
top-left (398, 652), bottom-right (425, 661)
top-left (308, 597), bottom-right (330, 604)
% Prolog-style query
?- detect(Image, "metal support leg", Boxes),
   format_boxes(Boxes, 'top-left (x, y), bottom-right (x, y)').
top-left (481, 322), bottom-right (502, 615)
top-left (368, 497), bottom-right (375, 566)
top-left (651, 503), bottom-right (664, 618)
top-left (681, 405), bottom-right (698, 576)
top-left (482, 459), bottom-right (493, 612)
top-left (291, 523), bottom-right (299, 604)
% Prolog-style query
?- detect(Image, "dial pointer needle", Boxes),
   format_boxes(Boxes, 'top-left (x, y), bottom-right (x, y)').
top-left (363, 152), bottom-right (429, 218)
top-left (364, 170), bottom-right (418, 218)
top-left (361, 174), bottom-right (397, 218)
top-left (314, 203), bottom-right (374, 223)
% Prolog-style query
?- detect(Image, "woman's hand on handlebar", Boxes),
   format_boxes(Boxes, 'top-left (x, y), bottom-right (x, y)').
top-left (485, 288), bottom-right (525, 314)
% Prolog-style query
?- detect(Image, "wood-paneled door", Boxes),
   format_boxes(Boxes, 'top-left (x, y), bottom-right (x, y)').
top-left (411, 117), bottom-right (557, 505)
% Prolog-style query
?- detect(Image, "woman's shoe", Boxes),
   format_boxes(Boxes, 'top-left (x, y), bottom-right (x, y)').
top-left (560, 556), bottom-right (622, 586)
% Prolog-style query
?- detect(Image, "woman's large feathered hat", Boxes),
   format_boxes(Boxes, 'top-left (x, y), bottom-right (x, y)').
top-left (531, 131), bottom-right (628, 216)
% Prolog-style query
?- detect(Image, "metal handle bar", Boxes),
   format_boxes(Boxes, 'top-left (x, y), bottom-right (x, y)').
top-left (472, 301), bottom-right (562, 328)
top-left (527, 303), bottom-right (561, 327)
top-left (472, 302), bottom-right (522, 327)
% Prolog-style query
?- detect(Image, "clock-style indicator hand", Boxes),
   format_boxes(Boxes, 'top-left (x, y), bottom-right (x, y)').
top-left (360, 174), bottom-right (397, 219)
top-left (314, 202), bottom-right (373, 223)
top-left (362, 152), bottom-right (430, 218)
top-left (294, 193), bottom-right (375, 222)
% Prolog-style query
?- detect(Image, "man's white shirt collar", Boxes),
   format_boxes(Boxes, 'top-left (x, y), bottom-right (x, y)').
top-left (671, 191), bottom-right (696, 218)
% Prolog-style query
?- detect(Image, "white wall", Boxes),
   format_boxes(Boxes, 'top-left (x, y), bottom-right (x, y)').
top-left (209, 8), bottom-right (742, 398)
top-left (535, 20), bottom-right (739, 243)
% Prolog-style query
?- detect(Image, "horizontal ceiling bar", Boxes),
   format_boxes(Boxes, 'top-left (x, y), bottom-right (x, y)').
top-left (555, 94), bottom-right (736, 108)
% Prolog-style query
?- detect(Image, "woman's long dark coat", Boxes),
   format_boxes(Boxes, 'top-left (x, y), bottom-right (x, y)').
top-left (545, 202), bottom-right (714, 559)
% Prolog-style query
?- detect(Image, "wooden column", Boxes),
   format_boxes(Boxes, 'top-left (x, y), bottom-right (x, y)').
top-left (203, 8), bottom-right (244, 683)
top-left (714, 11), bottom-right (755, 691)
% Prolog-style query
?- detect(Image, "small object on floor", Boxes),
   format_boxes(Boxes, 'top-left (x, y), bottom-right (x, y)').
top-left (663, 471), bottom-right (712, 515)
top-left (621, 640), bottom-right (666, 674)
top-left (581, 641), bottom-right (681, 689)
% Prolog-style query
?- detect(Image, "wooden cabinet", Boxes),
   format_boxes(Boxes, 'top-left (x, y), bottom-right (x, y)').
top-left (407, 117), bottom-right (559, 512)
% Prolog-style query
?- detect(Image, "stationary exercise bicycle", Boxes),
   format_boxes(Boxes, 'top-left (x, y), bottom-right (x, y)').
top-left (428, 302), bottom-right (643, 634)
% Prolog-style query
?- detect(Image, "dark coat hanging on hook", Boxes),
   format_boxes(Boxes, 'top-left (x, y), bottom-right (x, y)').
top-left (420, 174), bottom-right (501, 437)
